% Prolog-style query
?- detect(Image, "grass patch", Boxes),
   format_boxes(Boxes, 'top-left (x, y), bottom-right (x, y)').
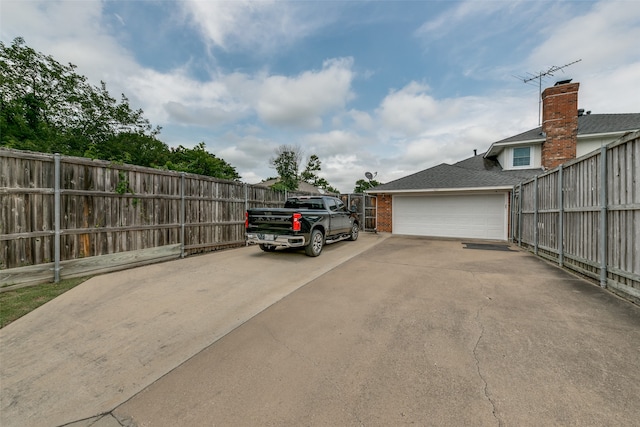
top-left (0, 277), bottom-right (90, 328)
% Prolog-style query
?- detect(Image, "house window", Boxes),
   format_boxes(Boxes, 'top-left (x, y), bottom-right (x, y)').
top-left (513, 147), bottom-right (531, 167)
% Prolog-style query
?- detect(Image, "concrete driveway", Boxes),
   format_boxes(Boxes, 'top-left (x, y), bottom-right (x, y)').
top-left (0, 233), bottom-right (387, 427)
top-left (2, 235), bottom-right (640, 426)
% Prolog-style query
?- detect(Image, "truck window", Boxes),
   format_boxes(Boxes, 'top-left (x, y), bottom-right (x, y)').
top-left (284, 199), bottom-right (324, 209)
top-left (326, 198), bottom-right (338, 212)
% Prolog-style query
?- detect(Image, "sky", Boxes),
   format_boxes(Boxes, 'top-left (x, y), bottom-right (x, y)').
top-left (1, 0), bottom-right (639, 193)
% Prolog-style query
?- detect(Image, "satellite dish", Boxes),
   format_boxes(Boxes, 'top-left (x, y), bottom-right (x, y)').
top-left (365, 172), bottom-right (373, 180)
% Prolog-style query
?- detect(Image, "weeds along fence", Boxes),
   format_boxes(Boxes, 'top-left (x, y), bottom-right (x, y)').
top-left (0, 148), bottom-right (314, 291)
top-left (511, 130), bottom-right (640, 304)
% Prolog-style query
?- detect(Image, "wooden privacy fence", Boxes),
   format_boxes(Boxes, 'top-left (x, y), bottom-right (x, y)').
top-left (511, 130), bottom-right (640, 304)
top-left (0, 149), bottom-right (314, 290)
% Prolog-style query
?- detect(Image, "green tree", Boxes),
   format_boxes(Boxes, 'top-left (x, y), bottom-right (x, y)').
top-left (99, 133), bottom-right (170, 168)
top-left (1, 37), bottom-right (159, 156)
top-left (165, 142), bottom-right (240, 180)
top-left (1, 38), bottom-right (241, 181)
top-left (300, 154), bottom-right (321, 184)
top-left (300, 154), bottom-right (339, 194)
top-left (269, 144), bottom-right (303, 191)
top-left (354, 178), bottom-right (382, 193)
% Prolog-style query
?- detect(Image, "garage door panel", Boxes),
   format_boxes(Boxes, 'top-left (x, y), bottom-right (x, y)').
top-left (393, 194), bottom-right (506, 240)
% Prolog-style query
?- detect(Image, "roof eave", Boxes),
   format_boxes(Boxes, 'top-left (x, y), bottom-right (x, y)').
top-left (484, 138), bottom-right (544, 158)
top-left (367, 185), bottom-right (515, 194)
top-left (578, 130), bottom-right (637, 140)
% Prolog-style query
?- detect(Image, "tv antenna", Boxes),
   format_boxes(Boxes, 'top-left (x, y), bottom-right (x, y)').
top-left (515, 59), bottom-right (581, 125)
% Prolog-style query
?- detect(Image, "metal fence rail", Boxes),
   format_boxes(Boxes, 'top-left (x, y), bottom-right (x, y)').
top-left (512, 131), bottom-right (640, 304)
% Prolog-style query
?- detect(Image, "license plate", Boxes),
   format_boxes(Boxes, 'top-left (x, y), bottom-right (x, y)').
top-left (259, 234), bottom-right (275, 241)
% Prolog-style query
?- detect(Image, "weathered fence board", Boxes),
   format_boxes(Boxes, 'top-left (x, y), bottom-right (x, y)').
top-left (1, 149), bottom-right (315, 288)
top-left (0, 244), bottom-right (181, 291)
top-left (512, 131), bottom-right (640, 304)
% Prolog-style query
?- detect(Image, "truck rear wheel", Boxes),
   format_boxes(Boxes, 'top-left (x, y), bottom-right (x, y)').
top-left (348, 223), bottom-right (359, 241)
top-left (305, 229), bottom-right (324, 257)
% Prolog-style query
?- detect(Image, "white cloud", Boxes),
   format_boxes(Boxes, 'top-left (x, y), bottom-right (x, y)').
top-left (2, 0), bottom-right (638, 194)
top-left (255, 58), bottom-right (355, 128)
top-left (303, 130), bottom-right (369, 157)
top-left (126, 68), bottom-right (252, 127)
top-left (371, 85), bottom-right (538, 184)
top-left (528, 1), bottom-right (640, 68)
top-left (181, 0), bottom-right (326, 53)
top-left (417, 3), bottom-right (470, 35)
top-left (347, 110), bottom-right (375, 131)
top-left (415, 0), bottom-right (516, 39)
top-left (524, 1), bottom-right (640, 114)
top-left (580, 62), bottom-right (640, 113)
top-left (377, 82), bottom-right (448, 137)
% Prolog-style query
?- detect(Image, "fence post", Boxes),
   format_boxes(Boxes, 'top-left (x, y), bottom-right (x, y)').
top-left (361, 194), bottom-right (365, 231)
top-left (510, 188), bottom-right (515, 241)
top-left (518, 182), bottom-right (523, 246)
top-left (53, 154), bottom-right (61, 283)
top-left (244, 183), bottom-right (249, 246)
top-left (534, 175), bottom-right (539, 255)
top-left (180, 172), bottom-right (185, 259)
top-left (558, 166), bottom-right (564, 268)
top-left (599, 146), bottom-right (608, 288)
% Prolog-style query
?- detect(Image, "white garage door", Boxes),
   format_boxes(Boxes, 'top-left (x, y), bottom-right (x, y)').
top-left (393, 194), bottom-right (507, 240)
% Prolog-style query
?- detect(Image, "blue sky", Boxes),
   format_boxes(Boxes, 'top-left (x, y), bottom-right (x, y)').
top-left (2, 0), bottom-right (639, 192)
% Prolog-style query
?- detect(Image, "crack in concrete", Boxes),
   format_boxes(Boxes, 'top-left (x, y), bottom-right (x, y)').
top-left (473, 312), bottom-right (500, 426)
top-left (473, 276), bottom-right (502, 427)
top-left (59, 412), bottom-right (132, 427)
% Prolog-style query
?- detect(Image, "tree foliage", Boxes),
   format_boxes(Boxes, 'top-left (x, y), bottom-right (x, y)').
top-left (301, 154), bottom-right (339, 194)
top-left (0, 37), bottom-right (240, 180)
top-left (165, 142), bottom-right (239, 180)
top-left (354, 178), bottom-right (382, 193)
top-left (269, 144), bottom-right (303, 191)
top-left (1, 37), bottom-right (158, 155)
top-left (269, 146), bottom-right (339, 193)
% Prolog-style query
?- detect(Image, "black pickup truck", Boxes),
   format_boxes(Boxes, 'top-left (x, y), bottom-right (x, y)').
top-left (245, 196), bottom-right (359, 256)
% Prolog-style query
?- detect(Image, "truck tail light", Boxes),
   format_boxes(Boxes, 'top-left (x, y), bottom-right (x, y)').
top-left (245, 211), bottom-right (249, 229)
top-left (292, 212), bottom-right (302, 232)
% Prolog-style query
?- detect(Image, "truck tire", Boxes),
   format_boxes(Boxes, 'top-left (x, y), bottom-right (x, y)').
top-left (348, 223), bottom-right (359, 241)
top-left (259, 244), bottom-right (276, 252)
top-left (305, 229), bottom-right (324, 257)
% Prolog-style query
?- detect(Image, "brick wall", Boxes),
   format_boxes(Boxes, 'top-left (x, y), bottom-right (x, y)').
top-left (377, 194), bottom-right (393, 232)
top-left (541, 82), bottom-right (579, 169)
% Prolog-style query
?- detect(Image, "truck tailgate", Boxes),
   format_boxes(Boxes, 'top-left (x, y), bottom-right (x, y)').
top-left (246, 209), bottom-right (294, 232)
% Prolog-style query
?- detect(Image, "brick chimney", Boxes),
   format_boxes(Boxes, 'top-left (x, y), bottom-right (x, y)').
top-left (541, 81), bottom-right (579, 169)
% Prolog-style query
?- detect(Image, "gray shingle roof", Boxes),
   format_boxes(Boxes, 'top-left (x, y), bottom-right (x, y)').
top-left (369, 158), bottom-right (539, 193)
top-left (493, 113), bottom-right (640, 144)
top-left (369, 113), bottom-right (639, 194)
